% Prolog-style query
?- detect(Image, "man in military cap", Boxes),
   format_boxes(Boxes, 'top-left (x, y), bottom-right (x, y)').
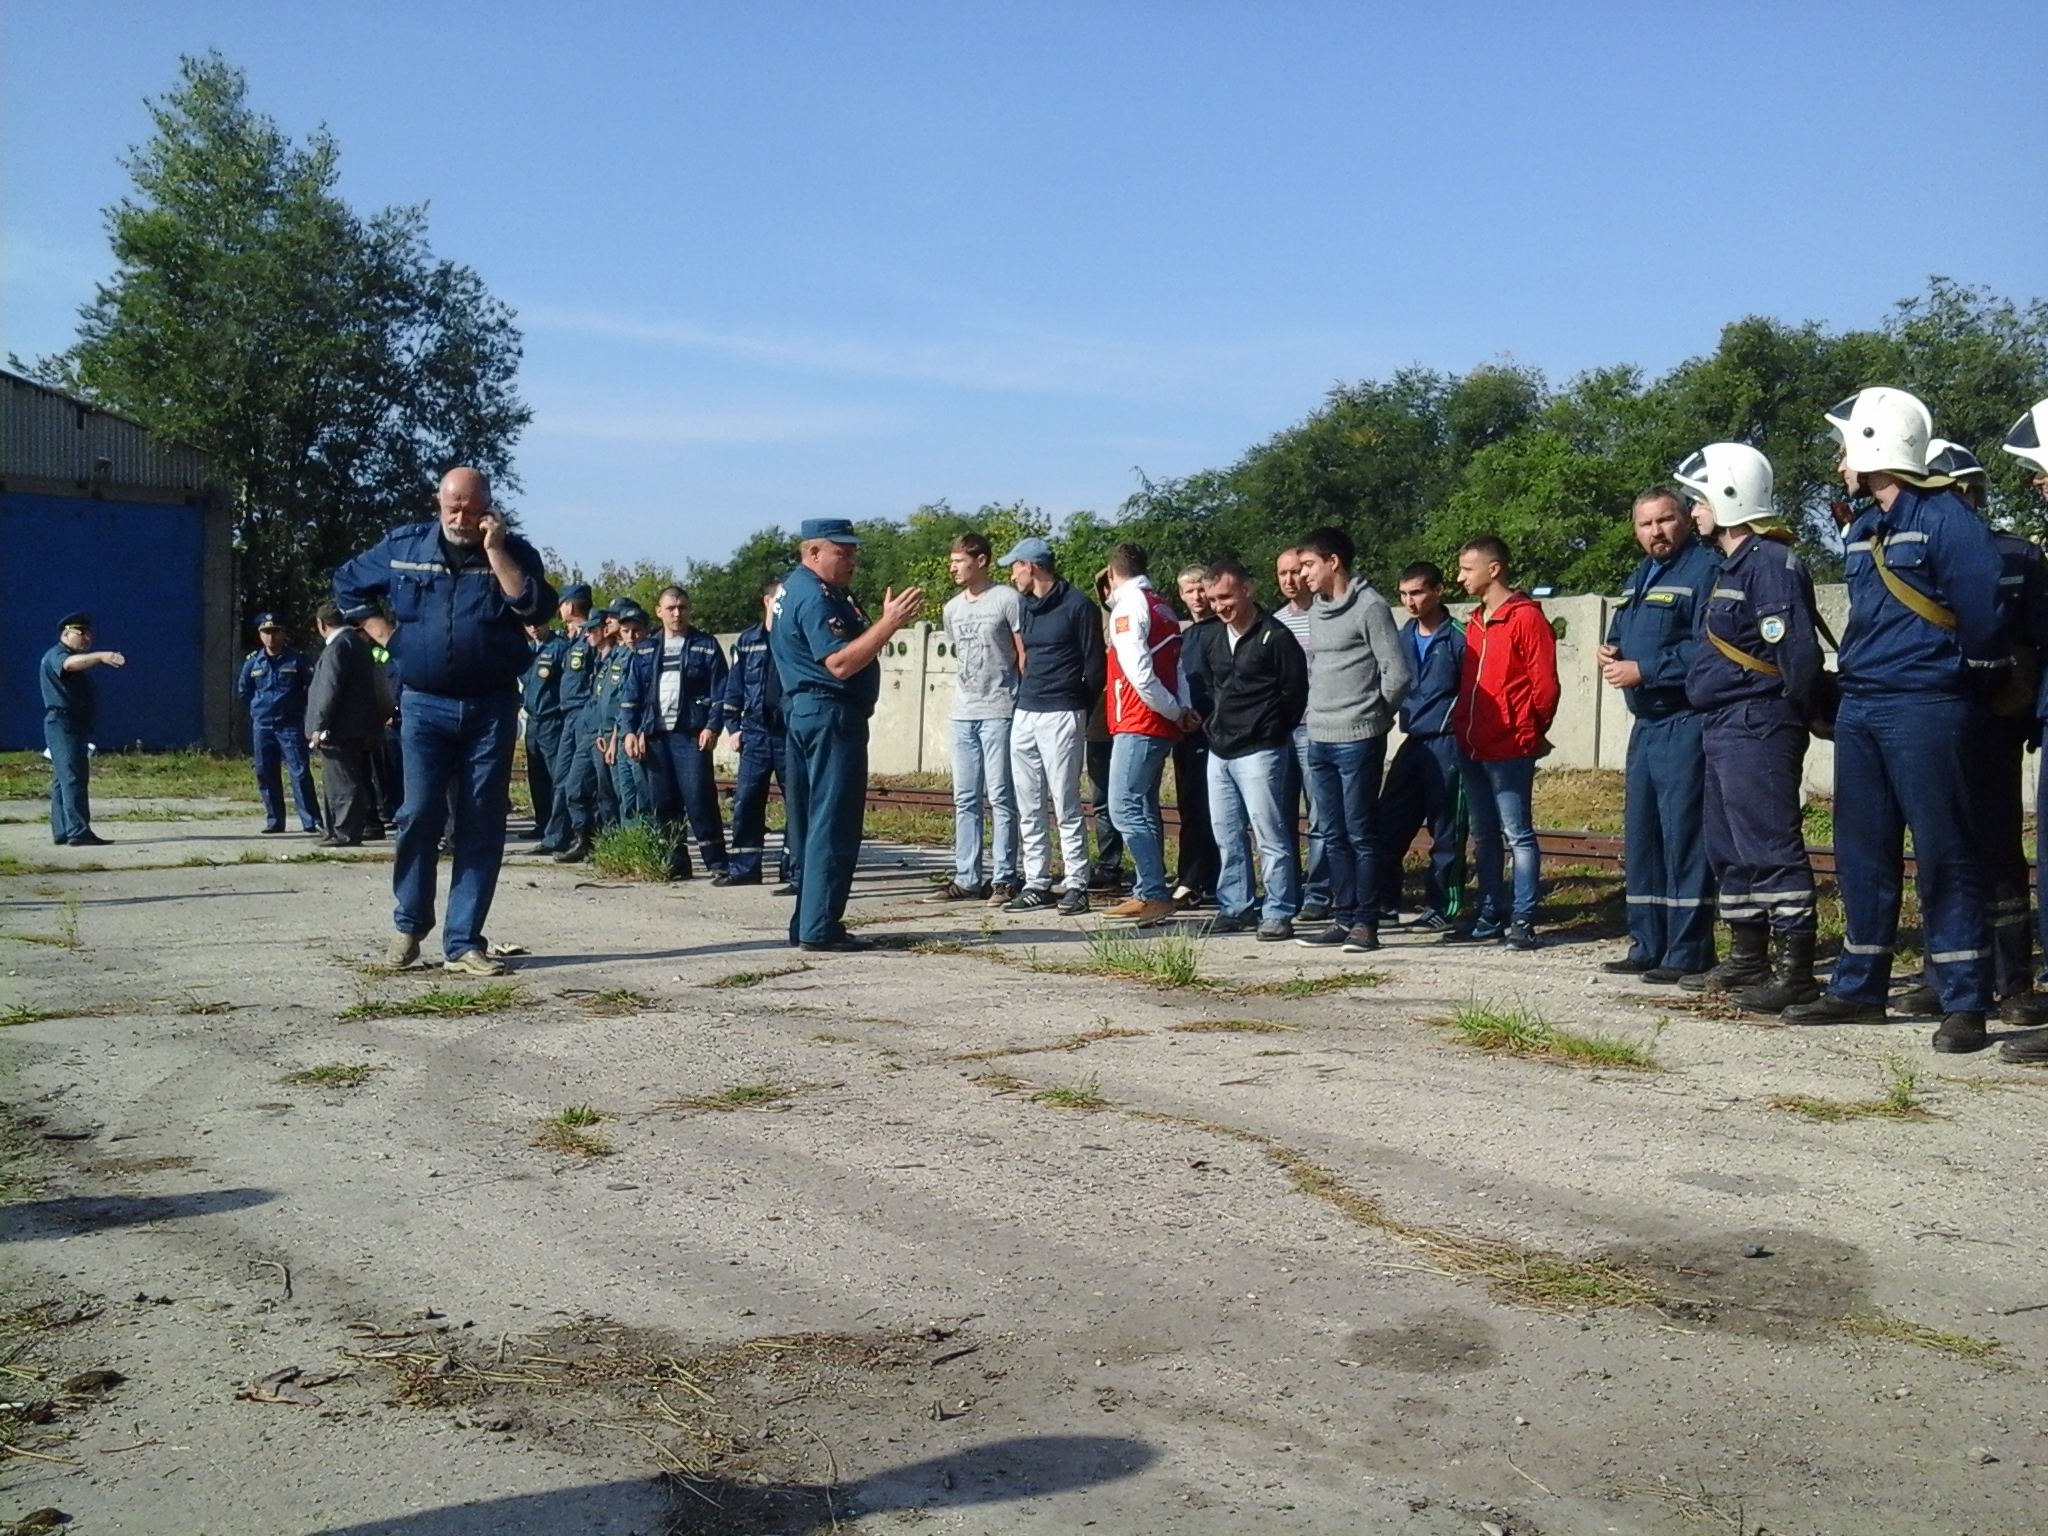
top-left (545, 583), bottom-right (600, 860)
top-left (520, 618), bottom-right (570, 851)
top-left (237, 613), bottom-right (322, 835)
top-left (720, 577), bottom-right (793, 889)
top-left (40, 612), bottom-right (124, 847)
top-left (770, 519), bottom-right (923, 951)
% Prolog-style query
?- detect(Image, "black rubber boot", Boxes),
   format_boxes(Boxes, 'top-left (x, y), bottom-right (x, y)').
top-left (1931, 1011), bottom-right (1989, 1054)
top-left (1679, 924), bottom-right (1768, 993)
top-left (1737, 932), bottom-right (1824, 1013)
top-left (1781, 992), bottom-right (1887, 1025)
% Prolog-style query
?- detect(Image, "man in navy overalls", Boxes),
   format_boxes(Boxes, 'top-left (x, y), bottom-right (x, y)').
top-left (238, 614), bottom-right (321, 834)
top-left (621, 586), bottom-right (730, 879)
top-left (719, 578), bottom-right (793, 888)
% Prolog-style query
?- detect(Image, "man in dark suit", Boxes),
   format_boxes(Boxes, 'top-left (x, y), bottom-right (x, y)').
top-left (307, 604), bottom-right (388, 846)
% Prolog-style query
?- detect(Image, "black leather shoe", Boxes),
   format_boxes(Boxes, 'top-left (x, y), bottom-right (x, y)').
top-left (1601, 956), bottom-right (1657, 975)
top-left (260, 825), bottom-right (287, 835)
top-left (1642, 967), bottom-right (1695, 985)
top-left (1931, 1012), bottom-right (1989, 1054)
top-left (551, 836), bottom-right (590, 864)
top-left (68, 832), bottom-right (113, 847)
top-left (1782, 994), bottom-right (1889, 1026)
top-left (798, 935), bottom-right (877, 954)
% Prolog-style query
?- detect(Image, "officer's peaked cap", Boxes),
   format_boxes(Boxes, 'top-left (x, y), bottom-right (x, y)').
top-left (799, 518), bottom-right (863, 546)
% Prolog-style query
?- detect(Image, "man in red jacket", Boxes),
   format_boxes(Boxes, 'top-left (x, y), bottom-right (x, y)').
top-left (1448, 535), bottom-right (1560, 950)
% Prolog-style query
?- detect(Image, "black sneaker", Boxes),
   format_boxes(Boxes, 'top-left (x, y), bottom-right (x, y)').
top-left (1256, 919), bottom-right (1296, 943)
top-left (712, 871), bottom-right (761, 887)
top-left (1295, 924), bottom-right (1349, 948)
top-left (1004, 888), bottom-right (1057, 912)
top-left (1056, 888), bottom-right (1091, 917)
top-left (1443, 920), bottom-right (1505, 945)
top-left (772, 882), bottom-right (799, 896)
top-left (1297, 903), bottom-right (1331, 924)
top-left (1342, 925), bottom-right (1382, 954)
top-left (1209, 912), bottom-right (1256, 935)
top-left (1500, 922), bottom-right (1540, 951)
top-left (1404, 910), bottom-right (1452, 933)
top-left (1087, 868), bottom-right (1126, 892)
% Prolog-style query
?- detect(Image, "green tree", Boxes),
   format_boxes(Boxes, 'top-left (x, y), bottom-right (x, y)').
top-left (27, 53), bottom-right (530, 630)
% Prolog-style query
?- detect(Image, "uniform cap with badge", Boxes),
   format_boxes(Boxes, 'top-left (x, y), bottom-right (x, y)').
top-left (254, 612), bottom-right (285, 633)
top-left (799, 517), bottom-right (863, 545)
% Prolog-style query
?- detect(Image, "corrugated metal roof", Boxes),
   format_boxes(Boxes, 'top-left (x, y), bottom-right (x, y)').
top-left (1, 369), bottom-right (216, 492)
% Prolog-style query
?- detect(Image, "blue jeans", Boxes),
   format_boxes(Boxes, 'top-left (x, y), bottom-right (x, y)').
top-left (950, 716), bottom-right (1019, 888)
top-left (1462, 755), bottom-right (1540, 928)
top-left (252, 718), bottom-right (321, 831)
top-left (44, 712), bottom-right (91, 844)
top-left (392, 688), bottom-right (519, 960)
top-left (1289, 725), bottom-right (1331, 909)
top-left (1208, 746), bottom-right (1299, 922)
top-left (1304, 737), bottom-right (1388, 929)
top-left (1109, 732), bottom-right (1175, 901)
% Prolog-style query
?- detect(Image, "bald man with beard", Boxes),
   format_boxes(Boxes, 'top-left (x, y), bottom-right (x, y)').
top-left (335, 467), bottom-right (556, 975)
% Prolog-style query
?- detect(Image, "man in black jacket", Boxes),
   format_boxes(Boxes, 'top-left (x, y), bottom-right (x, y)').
top-left (1190, 559), bottom-right (1309, 941)
top-left (1001, 536), bottom-right (1105, 916)
top-left (307, 604), bottom-right (388, 846)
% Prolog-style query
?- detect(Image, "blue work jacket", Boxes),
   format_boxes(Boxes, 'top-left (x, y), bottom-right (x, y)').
top-left (720, 623), bottom-right (784, 736)
top-left (770, 565), bottom-right (878, 712)
top-left (1992, 531), bottom-right (2048, 724)
top-left (332, 523), bottom-right (554, 698)
top-left (237, 647), bottom-right (311, 725)
top-left (1604, 538), bottom-right (1720, 719)
top-left (1685, 532), bottom-right (1823, 713)
top-left (522, 633), bottom-right (569, 724)
top-left (585, 641), bottom-right (643, 740)
top-left (1839, 487), bottom-right (2005, 697)
top-left (39, 645), bottom-right (95, 729)
top-left (1396, 616), bottom-right (1465, 737)
top-left (617, 628), bottom-right (729, 737)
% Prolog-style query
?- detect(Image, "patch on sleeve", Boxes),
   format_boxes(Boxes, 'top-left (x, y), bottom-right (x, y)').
top-left (1113, 615), bottom-right (1132, 634)
top-left (568, 651), bottom-right (584, 670)
top-left (1759, 615), bottom-right (1787, 644)
top-left (826, 616), bottom-right (848, 636)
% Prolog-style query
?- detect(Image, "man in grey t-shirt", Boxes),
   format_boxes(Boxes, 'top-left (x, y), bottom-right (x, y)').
top-left (937, 532), bottom-right (1025, 901)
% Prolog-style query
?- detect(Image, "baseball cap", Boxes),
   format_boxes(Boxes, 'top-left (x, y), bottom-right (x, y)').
top-left (996, 536), bottom-right (1056, 568)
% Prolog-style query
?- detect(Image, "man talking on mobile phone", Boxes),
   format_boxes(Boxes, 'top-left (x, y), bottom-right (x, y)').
top-left (334, 467), bottom-right (556, 975)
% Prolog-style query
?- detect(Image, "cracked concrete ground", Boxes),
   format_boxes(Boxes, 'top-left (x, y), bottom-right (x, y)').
top-left (4, 806), bottom-right (2048, 1536)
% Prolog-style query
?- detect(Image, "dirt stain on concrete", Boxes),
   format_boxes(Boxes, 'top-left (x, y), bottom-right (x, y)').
top-left (1346, 1310), bottom-right (1502, 1374)
top-left (1608, 1226), bottom-right (1873, 1340)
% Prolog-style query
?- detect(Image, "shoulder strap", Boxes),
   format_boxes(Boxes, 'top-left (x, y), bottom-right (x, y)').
top-left (1870, 534), bottom-right (1958, 631)
top-left (1707, 625), bottom-right (1782, 678)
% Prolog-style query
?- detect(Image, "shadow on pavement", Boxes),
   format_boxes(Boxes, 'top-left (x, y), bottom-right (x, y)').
top-left (1, 1187), bottom-right (277, 1240)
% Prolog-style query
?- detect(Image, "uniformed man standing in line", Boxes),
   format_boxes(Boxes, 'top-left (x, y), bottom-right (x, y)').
top-left (1674, 444), bottom-right (1825, 1011)
top-left (546, 583), bottom-right (598, 861)
top-left (557, 600), bottom-right (627, 858)
top-left (718, 577), bottom-right (793, 889)
top-left (520, 619), bottom-right (570, 853)
top-left (1597, 487), bottom-right (1721, 983)
top-left (237, 614), bottom-right (322, 835)
top-left (621, 586), bottom-right (731, 880)
top-left (1998, 398), bottom-right (2048, 1064)
top-left (770, 519), bottom-right (923, 952)
top-left (40, 613), bottom-right (123, 847)
top-left (1783, 389), bottom-right (2005, 1053)
top-left (596, 602), bottom-right (653, 829)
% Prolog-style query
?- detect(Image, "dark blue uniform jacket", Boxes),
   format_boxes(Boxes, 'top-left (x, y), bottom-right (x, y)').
top-left (721, 623), bottom-right (784, 735)
top-left (1396, 618), bottom-right (1465, 737)
top-left (617, 628), bottom-right (729, 737)
top-left (1991, 531), bottom-right (2048, 725)
top-left (771, 566), bottom-right (879, 713)
top-left (332, 523), bottom-right (555, 697)
top-left (238, 647), bottom-right (311, 724)
top-left (1604, 538), bottom-right (1720, 719)
top-left (39, 646), bottom-right (95, 730)
top-left (523, 634), bottom-right (568, 723)
top-left (1685, 532), bottom-right (1823, 713)
top-left (1838, 487), bottom-right (2005, 696)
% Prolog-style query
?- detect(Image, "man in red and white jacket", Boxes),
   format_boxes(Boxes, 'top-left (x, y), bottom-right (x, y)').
top-left (1103, 541), bottom-right (1198, 925)
top-left (1449, 534), bottom-right (1560, 950)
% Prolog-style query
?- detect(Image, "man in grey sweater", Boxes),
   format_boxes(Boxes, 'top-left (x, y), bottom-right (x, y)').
top-left (1294, 525), bottom-right (1412, 953)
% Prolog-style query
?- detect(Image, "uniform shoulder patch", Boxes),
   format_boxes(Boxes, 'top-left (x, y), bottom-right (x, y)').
top-left (1114, 615), bottom-right (1132, 633)
top-left (569, 651), bottom-right (585, 669)
top-left (1759, 615), bottom-right (1788, 644)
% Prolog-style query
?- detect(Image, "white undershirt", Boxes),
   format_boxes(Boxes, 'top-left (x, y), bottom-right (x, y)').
top-left (658, 634), bottom-right (686, 728)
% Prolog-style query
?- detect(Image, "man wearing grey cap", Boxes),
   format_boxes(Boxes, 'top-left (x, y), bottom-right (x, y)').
top-left (770, 518), bottom-right (923, 951)
top-left (1002, 536), bottom-right (1105, 916)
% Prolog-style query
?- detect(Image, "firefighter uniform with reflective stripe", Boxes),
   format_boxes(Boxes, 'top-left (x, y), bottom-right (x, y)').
top-left (1829, 487), bottom-right (2006, 1013)
top-left (1974, 532), bottom-right (2048, 999)
top-left (1605, 536), bottom-right (1720, 973)
top-left (1685, 533), bottom-right (1821, 937)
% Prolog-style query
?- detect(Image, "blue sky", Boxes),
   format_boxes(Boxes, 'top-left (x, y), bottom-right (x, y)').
top-left (5, 2), bottom-right (2043, 571)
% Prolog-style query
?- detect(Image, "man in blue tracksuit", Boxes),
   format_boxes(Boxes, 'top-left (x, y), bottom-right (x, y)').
top-left (520, 621), bottom-right (570, 852)
top-left (719, 578), bottom-right (793, 888)
top-left (333, 467), bottom-right (555, 975)
top-left (1598, 488), bottom-right (1721, 982)
top-left (1676, 443), bottom-right (1824, 1012)
top-left (1373, 562), bottom-right (1467, 930)
top-left (621, 586), bottom-right (730, 880)
top-left (770, 518), bottom-right (925, 952)
top-left (237, 614), bottom-right (322, 834)
top-left (1784, 390), bottom-right (2005, 1053)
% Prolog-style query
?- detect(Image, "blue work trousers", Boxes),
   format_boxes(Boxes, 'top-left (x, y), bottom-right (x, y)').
top-left (1621, 711), bottom-right (1714, 972)
top-left (392, 689), bottom-right (518, 961)
top-left (785, 694), bottom-right (869, 946)
top-left (951, 717), bottom-right (1019, 889)
top-left (525, 718), bottom-right (563, 845)
top-left (1109, 732), bottom-right (1176, 902)
top-left (253, 718), bottom-right (321, 831)
top-left (1966, 713), bottom-right (2032, 999)
top-left (1702, 700), bottom-right (1813, 935)
top-left (559, 726), bottom-right (619, 836)
top-left (730, 733), bottom-right (791, 882)
top-left (44, 712), bottom-right (91, 844)
top-left (1375, 732), bottom-right (1468, 920)
top-left (1207, 746), bottom-right (1299, 923)
top-left (1304, 736), bottom-right (1388, 930)
top-left (1288, 725), bottom-right (1332, 910)
top-left (1462, 755), bottom-right (1541, 928)
top-left (642, 731), bottom-right (727, 874)
top-left (1829, 692), bottom-right (1989, 1012)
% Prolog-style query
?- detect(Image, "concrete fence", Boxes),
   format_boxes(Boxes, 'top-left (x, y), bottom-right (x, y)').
top-left (712, 584), bottom-right (1855, 799)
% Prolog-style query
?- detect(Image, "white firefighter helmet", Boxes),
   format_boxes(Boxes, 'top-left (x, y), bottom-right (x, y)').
top-left (2004, 400), bottom-right (2048, 473)
top-left (1674, 442), bottom-right (1775, 528)
top-left (1925, 438), bottom-right (1987, 483)
top-left (1825, 386), bottom-right (1934, 477)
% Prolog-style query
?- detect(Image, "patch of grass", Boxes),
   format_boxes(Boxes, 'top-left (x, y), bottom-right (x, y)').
top-left (1530, 767), bottom-right (1625, 833)
top-left (1801, 797), bottom-right (1835, 847)
top-left (177, 995), bottom-right (233, 1015)
top-left (571, 988), bottom-right (657, 1015)
top-left (662, 1080), bottom-right (798, 1113)
top-left (1031, 1076), bottom-right (1108, 1110)
top-left (973, 1071), bottom-right (1028, 1093)
top-left (1442, 998), bottom-right (1663, 1070)
top-left (1840, 1312), bottom-right (2004, 1363)
top-left (704, 963), bottom-right (811, 989)
top-left (7, 891), bottom-right (82, 949)
top-left (533, 1105), bottom-right (614, 1157)
top-left (340, 982), bottom-right (522, 1020)
top-left (282, 1063), bottom-right (378, 1089)
top-left (0, 1003), bottom-right (100, 1027)
top-left (950, 1024), bottom-right (1146, 1062)
top-left (0, 747), bottom-right (258, 801)
top-left (1770, 1054), bottom-right (1933, 1122)
top-left (1032, 928), bottom-right (1205, 988)
top-left (861, 807), bottom-right (953, 846)
top-left (1234, 970), bottom-right (1384, 998)
top-left (589, 821), bottom-right (684, 881)
top-left (1168, 1018), bottom-right (1296, 1034)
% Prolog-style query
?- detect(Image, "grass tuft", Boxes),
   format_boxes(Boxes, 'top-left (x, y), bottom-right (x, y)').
top-left (1031, 1076), bottom-right (1109, 1110)
top-left (0, 1003), bottom-right (102, 1027)
top-left (973, 1071), bottom-right (1029, 1093)
top-left (1770, 1055), bottom-right (1933, 1122)
top-left (1840, 1312), bottom-right (2004, 1363)
top-left (1442, 998), bottom-right (1662, 1069)
top-left (662, 1080), bottom-right (798, 1113)
top-left (950, 1024), bottom-right (1146, 1062)
top-left (1234, 970), bottom-right (1384, 998)
top-left (1168, 1018), bottom-right (1295, 1034)
top-left (572, 988), bottom-right (657, 1015)
top-left (533, 1105), bottom-right (614, 1157)
top-left (176, 995), bottom-right (234, 1015)
top-left (282, 1063), bottom-right (378, 1089)
top-left (340, 982), bottom-right (521, 1020)
top-left (705, 963), bottom-right (811, 989)
top-left (589, 822), bottom-right (684, 882)
top-left (1031, 929), bottom-right (1205, 987)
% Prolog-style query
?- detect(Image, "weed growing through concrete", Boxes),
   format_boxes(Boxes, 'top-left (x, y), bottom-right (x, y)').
top-left (340, 983), bottom-right (521, 1020)
top-left (1167, 1018), bottom-right (1295, 1034)
top-left (571, 988), bottom-right (657, 1015)
top-left (0, 1003), bottom-right (105, 1027)
top-left (704, 963), bottom-right (811, 989)
top-left (283, 1063), bottom-right (378, 1089)
top-left (533, 1105), bottom-right (614, 1157)
top-left (1839, 1312), bottom-right (2004, 1363)
top-left (1770, 1055), bottom-right (1933, 1122)
top-left (8, 892), bottom-right (82, 949)
top-left (176, 994), bottom-right (233, 1015)
top-left (589, 822), bottom-right (683, 882)
top-left (973, 1071), bottom-right (1028, 1093)
top-left (950, 1024), bottom-right (1147, 1062)
top-left (663, 1081), bottom-right (798, 1113)
top-left (1032, 1076), bottom-right (1108, 1110)
top-left (1036, 928), bottom-right (1204, 987)
top-left (1235, 971), bottom-right (1383, 998)
top-left (1443, 998), bottom-right (1663, 1069)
